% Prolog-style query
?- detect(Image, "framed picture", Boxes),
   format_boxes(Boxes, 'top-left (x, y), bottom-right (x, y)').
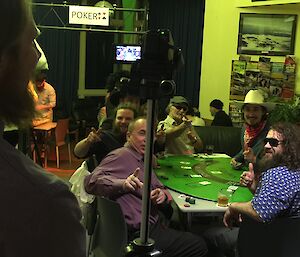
top-left (237, 13), bottom-right (297, 56)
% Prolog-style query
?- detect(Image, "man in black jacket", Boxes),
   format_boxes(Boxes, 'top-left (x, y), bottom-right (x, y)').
top-left (210, 99), bottom-right (233, 127)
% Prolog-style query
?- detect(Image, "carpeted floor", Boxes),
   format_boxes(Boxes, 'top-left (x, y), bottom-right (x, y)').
top-left (43, 142), bottom-right (83, 181)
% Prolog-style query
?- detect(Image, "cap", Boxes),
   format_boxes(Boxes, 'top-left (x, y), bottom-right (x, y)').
top-left (169, 96), bottom-right (189, 106)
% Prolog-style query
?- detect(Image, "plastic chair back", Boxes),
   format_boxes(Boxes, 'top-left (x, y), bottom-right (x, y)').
top-left (91, 197), bottom-right (127, 257)
top-left (55, 118), bottom-right (69, 146)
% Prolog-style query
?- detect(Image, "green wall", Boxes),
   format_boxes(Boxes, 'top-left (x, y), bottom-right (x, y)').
top-left (199, 0), bottom-right (300, 120)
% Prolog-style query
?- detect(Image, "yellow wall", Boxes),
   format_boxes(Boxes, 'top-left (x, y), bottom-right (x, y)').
top-left (199, 1), bottom-right (300, 120)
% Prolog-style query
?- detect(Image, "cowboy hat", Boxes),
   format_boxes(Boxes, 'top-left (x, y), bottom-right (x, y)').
top-left (234, 90), bottom-right (276, 112)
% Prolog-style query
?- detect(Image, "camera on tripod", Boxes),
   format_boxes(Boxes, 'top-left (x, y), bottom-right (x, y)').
top-left (112, 29), bottom-right (184, 100)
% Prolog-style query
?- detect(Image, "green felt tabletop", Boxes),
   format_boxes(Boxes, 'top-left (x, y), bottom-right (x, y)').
top-left (154, 154), bottom-right (253, 203)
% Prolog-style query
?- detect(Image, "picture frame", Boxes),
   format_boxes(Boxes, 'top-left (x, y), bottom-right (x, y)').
top-left (237, 13), bottom-right (298, 56)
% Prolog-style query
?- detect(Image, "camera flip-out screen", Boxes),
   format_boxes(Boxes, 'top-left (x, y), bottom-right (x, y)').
top-left (114, 44), bottom-right (142, 63)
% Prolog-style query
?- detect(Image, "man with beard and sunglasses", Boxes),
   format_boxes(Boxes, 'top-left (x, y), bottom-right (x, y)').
top-left (0, 1), bottom-right (85, 256)
top-left (228, 122), bottom-right (300, 224)
top-left (204, 122), bottom-right (300, 257)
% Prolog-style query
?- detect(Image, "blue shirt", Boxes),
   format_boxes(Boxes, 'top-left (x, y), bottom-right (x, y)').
top-left (252, 166), bottom-right (300, 222)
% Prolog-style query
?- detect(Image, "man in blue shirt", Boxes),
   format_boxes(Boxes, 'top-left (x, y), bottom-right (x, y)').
top-left (225, 122), bottom-right (300, 225)
top-left (204, 122), bottom-right (300, 257)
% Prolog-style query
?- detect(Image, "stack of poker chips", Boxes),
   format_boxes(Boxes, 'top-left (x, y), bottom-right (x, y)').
top-left (185, 196), bottom-right (196, 204)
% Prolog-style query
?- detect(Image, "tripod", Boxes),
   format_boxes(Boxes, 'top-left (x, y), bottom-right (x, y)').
top-left (125, 98), bottom-right (162, 257)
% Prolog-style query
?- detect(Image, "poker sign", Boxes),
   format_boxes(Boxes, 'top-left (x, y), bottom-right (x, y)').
top-left (69, 5), bottom-right (109, 26)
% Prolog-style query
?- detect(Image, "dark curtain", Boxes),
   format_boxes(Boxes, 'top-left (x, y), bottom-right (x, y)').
top-left (85, 32), bottom-right (114, 89)
top-left (148, 0), bottom-right (205, 107)
top-left (33, 1), bottom-right (80, 117)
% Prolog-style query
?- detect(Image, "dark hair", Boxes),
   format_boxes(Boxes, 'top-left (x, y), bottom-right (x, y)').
top-left (186, 106), bottom-right (201, 118)
top-left (113, 103), bottom-right (137, 118)
top-left (210, 99), bottom-right (223, 110)
top-left (271, 122), bottom-right (300, 170)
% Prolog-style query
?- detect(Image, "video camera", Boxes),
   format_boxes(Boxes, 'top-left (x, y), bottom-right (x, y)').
top-left (112, 29), bottom-right (184, 101)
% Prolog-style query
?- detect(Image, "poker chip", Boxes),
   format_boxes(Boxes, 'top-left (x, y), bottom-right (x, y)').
top-left (189, 198), bottom-right (196, 204)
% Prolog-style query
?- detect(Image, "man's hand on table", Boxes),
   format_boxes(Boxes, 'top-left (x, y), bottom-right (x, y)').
top-left (240, 163), bottom-right (254, 187)
top-left (150, 188), bottom-right (167, 205)
top-left (230, 158), bottom-right (243, 170)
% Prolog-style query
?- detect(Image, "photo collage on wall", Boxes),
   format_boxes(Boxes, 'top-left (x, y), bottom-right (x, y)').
top-left (230, 55), bottom-right (296, 101)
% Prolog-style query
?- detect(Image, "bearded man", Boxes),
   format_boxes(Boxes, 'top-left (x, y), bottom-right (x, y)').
top-left (0, 1), bottom-right (85, 256)
top-left (204, 122), bottom-right (300, 257)
top-left (227, 122), bottom-right (300, 225)
top-left (74, 103), bottom-right (136, 170)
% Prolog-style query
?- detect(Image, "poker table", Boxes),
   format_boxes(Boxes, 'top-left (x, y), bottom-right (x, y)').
top-left (154, 154), bottom-right (253, 203)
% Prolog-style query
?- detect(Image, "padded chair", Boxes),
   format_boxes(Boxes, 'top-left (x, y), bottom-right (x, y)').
top-left (54, 118), bottom-right (72, 168)
top-left (194, 126), bottom-right (242, 157)
top-left (238, 215), bottom-right (300, 257)
top-left (91, 197), bottom-right (128, 257)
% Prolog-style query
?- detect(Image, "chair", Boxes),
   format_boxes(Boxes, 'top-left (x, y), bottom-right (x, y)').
top-left (55, 118), bottom-right (72, 168)
top-left (90, 197), bottom-right (128, 257)
top-left (194, 126), bottom-right (242, 157)
top-left (237, 215), bottom-right (300, 257)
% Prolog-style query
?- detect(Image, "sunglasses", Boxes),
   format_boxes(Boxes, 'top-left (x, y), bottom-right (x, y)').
top-left (173, 105), bottom-right (188, 112)
top-left (263, 138), bottom-right (283, 147)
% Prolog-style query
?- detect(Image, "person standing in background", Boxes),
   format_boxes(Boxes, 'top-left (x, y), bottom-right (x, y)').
top-left (0, 1), bottom-right (86, 256)
top-left (32, 70), bottom-right (56, 126)
top-left (209, 99), bottom-right (233, 127)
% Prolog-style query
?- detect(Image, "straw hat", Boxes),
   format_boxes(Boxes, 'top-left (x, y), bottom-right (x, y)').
top-left (234, 90), bottom-right (276, 112)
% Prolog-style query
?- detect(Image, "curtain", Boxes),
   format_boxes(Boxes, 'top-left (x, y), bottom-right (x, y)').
top-left (148, 0), bottom-right (205, 107)
top-left (33, 0), bottom-right (80, 117)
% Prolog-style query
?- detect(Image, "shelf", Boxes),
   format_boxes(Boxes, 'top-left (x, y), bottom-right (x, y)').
top-left (235, 0), bottom-right (300, 8)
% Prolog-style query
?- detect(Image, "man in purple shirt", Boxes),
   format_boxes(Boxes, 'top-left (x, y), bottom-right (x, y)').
top-left (85, 117), bottom-right (207, 257)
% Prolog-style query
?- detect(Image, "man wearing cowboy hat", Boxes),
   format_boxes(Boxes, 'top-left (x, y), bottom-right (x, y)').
top-left (231, 90), bottom-right (276, 169)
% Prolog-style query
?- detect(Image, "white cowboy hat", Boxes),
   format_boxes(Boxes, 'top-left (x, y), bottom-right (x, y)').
top-left (234, 89), bottom-right (276, 112)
